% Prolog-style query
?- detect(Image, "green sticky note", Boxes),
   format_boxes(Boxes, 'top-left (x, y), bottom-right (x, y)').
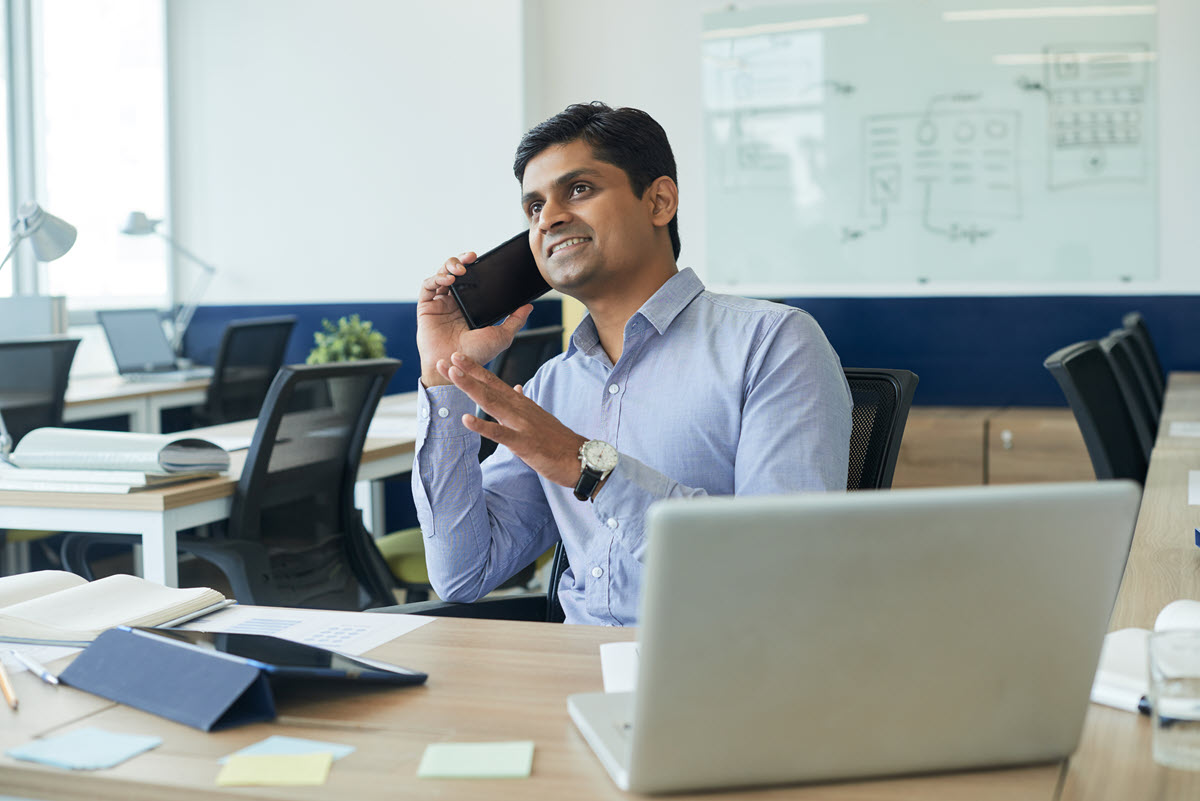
top-left (216, 752), bottom-right (333, 786)
top-left (417, 741), bottom-right (535, 779)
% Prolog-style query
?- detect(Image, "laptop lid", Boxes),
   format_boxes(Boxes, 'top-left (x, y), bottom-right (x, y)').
top-left (621, 481), bottom-right (1140, 793)
top-left (97, 308), bottom-right (177, 374)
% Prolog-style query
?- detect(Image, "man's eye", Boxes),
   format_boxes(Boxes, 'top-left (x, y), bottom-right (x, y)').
top-left (529, 202), bottom-right (543, 216)
top-left (572, 184), bottom-right (589, 196)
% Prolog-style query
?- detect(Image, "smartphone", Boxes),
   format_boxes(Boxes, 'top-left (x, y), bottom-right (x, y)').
top-left (449, 231), bottom-right (552, 329)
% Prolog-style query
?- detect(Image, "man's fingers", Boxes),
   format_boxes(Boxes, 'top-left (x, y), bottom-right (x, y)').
top-left (497, 305), bottom-right (535, 339)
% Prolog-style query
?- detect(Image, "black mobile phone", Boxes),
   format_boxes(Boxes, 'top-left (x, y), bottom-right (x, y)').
top-left (449, 231), bottom-right (552, 329)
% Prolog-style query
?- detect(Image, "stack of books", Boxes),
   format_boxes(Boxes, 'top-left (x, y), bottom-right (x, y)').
top-left (0, 427), bottom-right (230, 494)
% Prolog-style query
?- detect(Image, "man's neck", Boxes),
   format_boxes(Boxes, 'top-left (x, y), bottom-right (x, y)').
top-left (585, 266), bottom-right (678, 364)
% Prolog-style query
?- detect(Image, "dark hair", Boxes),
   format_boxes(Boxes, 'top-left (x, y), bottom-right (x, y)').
top-left (514, 102), bottom-right (680, 260)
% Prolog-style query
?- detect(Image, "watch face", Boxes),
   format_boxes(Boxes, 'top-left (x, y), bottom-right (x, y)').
top-left (581, 440), bottom-right (619, 471)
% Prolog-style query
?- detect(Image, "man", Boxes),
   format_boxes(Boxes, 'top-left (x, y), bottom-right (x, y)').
top-left (414, 102), bottom-right (851, 625)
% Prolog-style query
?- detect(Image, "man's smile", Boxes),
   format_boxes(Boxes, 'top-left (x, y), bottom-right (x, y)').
top-left (547, 236), bottom-right (591, 258)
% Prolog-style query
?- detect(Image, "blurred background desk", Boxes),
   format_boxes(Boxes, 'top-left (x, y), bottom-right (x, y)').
top-left (64, 375), bottom-right (209, 434)
top-left (0, 392), bottom-right (418, 586)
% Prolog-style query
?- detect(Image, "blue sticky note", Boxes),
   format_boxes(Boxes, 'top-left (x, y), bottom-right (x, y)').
top-left (6, 727), bottom-right (161, 770)
top-left (219, 735), bottom-right (356, 764)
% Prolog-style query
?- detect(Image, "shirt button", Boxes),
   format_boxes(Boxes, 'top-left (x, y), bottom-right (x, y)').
top-left (608, 384), bottom-right (619, 395)
top-left (591, 566), bottom-right (604, 578)
top-left (437, 407), bottom-right (449, 418)
top-left (420, 406), bottom-right (429, 418)
top-left (606, 517), bottom-right (618, 530)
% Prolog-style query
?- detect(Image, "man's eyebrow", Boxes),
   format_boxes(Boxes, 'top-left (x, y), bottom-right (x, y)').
top-left (521, 168), bottom-right (603, 207)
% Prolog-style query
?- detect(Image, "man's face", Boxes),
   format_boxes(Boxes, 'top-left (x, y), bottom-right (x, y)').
top-left (520, 139), bottom-right (657, 298)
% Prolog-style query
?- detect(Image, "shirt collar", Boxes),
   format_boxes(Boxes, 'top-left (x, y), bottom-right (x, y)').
top-left (565, 268), bottom-right (705, 357)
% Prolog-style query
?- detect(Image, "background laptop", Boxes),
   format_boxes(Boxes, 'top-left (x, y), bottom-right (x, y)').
top-left (569, 481), bottom-right (1141, 794)
top-left (97, 308), bottom-right (214, 382)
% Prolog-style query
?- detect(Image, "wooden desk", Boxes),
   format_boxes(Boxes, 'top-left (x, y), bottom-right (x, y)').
top-left (1155, 371), bottom-right (1200, 451)
top-left (0, 393), bottom-right (417, 586)
top-left (64, 375), bottom-right (210, 434)
top-left (0, 615), bottom-right (1064, 801)
top-left (1058, 373), bottom-right (1200, 800)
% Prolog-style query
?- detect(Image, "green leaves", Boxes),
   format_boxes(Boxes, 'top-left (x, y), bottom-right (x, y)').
top-left (306, 314), bottom-right (387, 364)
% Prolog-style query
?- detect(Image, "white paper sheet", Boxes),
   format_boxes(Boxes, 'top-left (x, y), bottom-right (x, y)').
top-left (178, 605), bottom-right (433, 655)
top-left (1169, 421), bottom-right (1200, 438)
top-left (202, 434), bottom-right (255, 452)
top-left (1190, 471), bottom-right (1200, 506)
top-left (599, 641), bottom-right (639, 694)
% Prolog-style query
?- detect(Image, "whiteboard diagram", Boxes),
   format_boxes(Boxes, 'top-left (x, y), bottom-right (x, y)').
top-left (700, 1), bottom-right (1158, 287)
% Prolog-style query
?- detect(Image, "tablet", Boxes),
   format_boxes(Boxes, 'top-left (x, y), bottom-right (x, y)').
top-left (132, 627), bottom-right (427, 686)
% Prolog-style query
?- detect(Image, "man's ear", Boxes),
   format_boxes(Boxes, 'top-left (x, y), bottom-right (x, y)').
top-left (644, 176), bottom-right (679, 228)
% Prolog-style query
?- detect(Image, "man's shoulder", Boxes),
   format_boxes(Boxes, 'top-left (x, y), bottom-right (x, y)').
top-left (690, 290), bottom-right (817, 330)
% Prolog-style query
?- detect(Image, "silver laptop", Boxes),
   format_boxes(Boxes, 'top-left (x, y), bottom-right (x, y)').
top-left (97, 308), bottom-right (213, 382)
top-left (568, 481), bottom-right (1141, 794)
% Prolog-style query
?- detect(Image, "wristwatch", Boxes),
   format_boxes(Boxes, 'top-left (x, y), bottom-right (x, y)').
top-left (574, 439), bottom-right (619, 501)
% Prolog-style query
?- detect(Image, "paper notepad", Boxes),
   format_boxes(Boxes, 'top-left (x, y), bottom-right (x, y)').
top-left (5, 727), bottom-right (161, 770)
top-left (417, 741), bottom-right (535, 779)
top-left (1169, 421), bottom-right (1200, 438)
top-left (219, 735), bottom-right (355, 764)
top-left (216, 752), bottom-right (333, 786)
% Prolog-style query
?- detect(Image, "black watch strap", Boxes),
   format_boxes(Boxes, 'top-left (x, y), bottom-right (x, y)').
top-left (574, 467), bottom-right (604, 502)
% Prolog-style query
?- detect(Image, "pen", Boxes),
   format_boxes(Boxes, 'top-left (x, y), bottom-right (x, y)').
top-left (9, 650), bottom-right (59, 686)
top-left (0, 658), bottom-right (17, 710)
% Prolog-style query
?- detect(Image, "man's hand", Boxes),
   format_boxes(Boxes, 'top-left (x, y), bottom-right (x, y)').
top-left (439, 351), bottom-right (587, 487)
top-left (417, 253), bottom-right (533, 387)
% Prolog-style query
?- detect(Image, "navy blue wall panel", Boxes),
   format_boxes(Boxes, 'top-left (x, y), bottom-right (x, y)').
top-left (787, 295), bottom-right (1199, 406)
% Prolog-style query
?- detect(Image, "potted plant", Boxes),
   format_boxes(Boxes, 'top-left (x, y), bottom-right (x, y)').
top-left (306, 314), bottom-right (387, 364)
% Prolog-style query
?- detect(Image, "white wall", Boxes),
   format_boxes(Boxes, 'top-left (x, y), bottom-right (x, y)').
top-left (167, 0), bottom-right (527, 303)
top-left (168, 0), bottom-right (1200, 302)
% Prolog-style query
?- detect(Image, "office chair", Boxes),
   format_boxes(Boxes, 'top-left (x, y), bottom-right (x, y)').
top-left (376, 365), bottom-right (920, 624)
top-left (63, 359), bottom-right (402, 609)
top-left (1099, 330), bottom-right (1158, 461)
top-left (375, 325), bottom-right (565, 602)
top-left (194, 315), bottom-right (297, 425)
top-left (843, 368), bottom-right (919, 491)
top-left (1044, 340), bottom-right (1148, 483)
top-left (1122, 311), bottom-right (1167, 407)
top-left (0, 337), bottom-right (81, 574)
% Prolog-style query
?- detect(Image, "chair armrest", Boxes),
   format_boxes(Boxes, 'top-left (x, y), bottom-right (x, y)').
top-left (368, 593), bottom-right (549, 622)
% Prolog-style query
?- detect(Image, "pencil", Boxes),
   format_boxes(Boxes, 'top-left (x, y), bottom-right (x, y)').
top-left (0, 658), bottom-right (17, 710)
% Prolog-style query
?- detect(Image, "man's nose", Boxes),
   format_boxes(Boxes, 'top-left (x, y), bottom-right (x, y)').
top-left (538, 198), bottom-right (572, 233)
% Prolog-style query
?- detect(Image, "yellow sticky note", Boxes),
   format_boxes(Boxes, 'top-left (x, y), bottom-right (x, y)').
top-left (417, 741), bottom-right (534, 779)
top-left (216, 752), bottom-right (333, 786)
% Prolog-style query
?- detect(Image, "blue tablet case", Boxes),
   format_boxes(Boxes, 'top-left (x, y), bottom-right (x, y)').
top-left (59, 627), bottom-right (276, 731)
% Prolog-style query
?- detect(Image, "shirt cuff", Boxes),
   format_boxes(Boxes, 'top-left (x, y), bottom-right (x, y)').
top-left (416, 382), bottom-right (478, 440)
top-left (588, 454), bottom-right (674, 562)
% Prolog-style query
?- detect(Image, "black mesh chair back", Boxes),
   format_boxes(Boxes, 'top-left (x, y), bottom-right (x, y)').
top-left (1121, 312), bottom-right (1165, 416)
top-left (199, 315), bottom-right (298, 425)
top-left (0, 337), bottom-right (80, 447)
top-left (1044, 340), bottom-right (1147, 483)
top-left (844, 368), bottom-right (919, 491)
top-left (478, 325), bottom-right (564, 461)
top-left (184, 359), bottom-right (401, 609)
top-left (1099, 330), bottom-right (1157, 460)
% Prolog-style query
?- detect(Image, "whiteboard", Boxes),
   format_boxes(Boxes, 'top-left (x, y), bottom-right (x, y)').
top-left (701, 1), bottom-right (1158, 288)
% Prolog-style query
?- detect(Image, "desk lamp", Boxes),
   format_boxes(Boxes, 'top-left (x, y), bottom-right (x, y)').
top-left (121, 211), bottom-right (217, 355)
top-left (0, 202), bottom-right (76, 463)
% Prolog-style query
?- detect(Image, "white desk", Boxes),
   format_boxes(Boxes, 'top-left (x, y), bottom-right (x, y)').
top-left (64, 375), bottom-right (209, 434)
top-left (0, 392), bottom-right (418, 586)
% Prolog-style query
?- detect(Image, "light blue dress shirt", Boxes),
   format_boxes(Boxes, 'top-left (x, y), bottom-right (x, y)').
top-left (413, 268), bottom-right (852, 626)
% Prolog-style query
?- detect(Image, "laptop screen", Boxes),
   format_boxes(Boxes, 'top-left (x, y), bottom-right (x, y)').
top-left (97, 308), bottom-right (177, 373)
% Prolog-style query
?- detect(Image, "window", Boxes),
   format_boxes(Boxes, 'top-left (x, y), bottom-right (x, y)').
top-left (29, 0), bottom-right (168, 309)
